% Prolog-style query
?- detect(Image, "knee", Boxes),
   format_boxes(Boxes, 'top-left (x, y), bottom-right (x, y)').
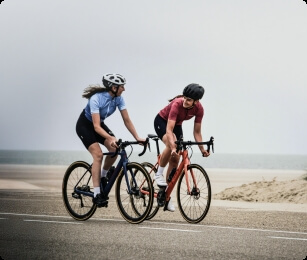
top-left (92, 150), bottom-right (103, 162)
top-left (104, 140), bottom-right (116, 152)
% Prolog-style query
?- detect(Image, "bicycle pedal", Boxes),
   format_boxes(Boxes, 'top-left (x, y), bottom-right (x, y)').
top-left (97, 201), bottom-right (108, 208)
top-left (72, 192), bottom-right (80, 199)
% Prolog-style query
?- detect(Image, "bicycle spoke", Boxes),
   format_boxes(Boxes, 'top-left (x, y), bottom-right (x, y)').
top-left (177, 164), bottom-right (211, 223)
top-left (115, 162), bottom-right (153, 224)
top-left (62, 161), bottom-right (97, 221)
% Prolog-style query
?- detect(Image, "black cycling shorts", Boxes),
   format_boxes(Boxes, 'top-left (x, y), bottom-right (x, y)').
top-left (76, 109), bottom-right (115, 149)
top-left (154, 114), bottom-right (183, 141)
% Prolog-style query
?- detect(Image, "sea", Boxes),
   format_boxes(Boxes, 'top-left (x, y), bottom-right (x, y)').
top-left (0, 150), bottom-right (306, 170)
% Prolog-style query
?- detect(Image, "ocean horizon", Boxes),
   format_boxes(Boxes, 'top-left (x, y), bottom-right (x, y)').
top-left (0, 150), bottom-right (306, 170)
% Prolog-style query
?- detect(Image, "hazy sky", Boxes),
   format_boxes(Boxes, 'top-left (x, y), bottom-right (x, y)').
top-left (0, 1), bottom-right (306, 154)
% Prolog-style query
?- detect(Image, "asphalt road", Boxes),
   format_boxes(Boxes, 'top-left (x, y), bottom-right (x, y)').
top-left (0, 165), bottom-right (306, 259)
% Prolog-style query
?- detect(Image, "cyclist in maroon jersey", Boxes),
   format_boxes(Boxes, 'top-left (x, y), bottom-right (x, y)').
top-left (153, 83), bottom-right (210, 211)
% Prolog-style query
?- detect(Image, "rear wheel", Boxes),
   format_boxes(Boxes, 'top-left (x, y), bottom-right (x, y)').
top-left (142, 162), bottom-right (159, 220)
top-left (177, 164), bottom-right (211, 223)
top-left (115, 162), bottom-right (153, 224)
top-left (62, 161), bottom-right (96, 221)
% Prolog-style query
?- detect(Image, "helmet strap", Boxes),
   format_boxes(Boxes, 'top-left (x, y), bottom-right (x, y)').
top-left (110, 85), bottom-right (119, 97)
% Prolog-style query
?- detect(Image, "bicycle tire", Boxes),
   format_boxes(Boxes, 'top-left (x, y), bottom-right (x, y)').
top-left (141, 162), bottom-right (160, 220)
top-left (115, 162), bottom-right (154, 224)
top-left (177, 164), bottom-right (211, 224)
top-left (62, 161), bottom-right (97, 221)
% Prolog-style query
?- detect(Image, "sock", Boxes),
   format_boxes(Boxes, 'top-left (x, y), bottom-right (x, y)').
top-left (101, 168), bottom-right (108, 178)
top-left (94, 187), bottom-right (100, 197)
top-left (156, 166), bottom-right (165, 176)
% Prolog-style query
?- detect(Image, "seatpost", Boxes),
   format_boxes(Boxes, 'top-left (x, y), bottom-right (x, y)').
top-left (155, 139), bottom-right (160, 155)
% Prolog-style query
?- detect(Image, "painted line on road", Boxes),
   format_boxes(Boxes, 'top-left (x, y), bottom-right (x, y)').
top-left (145, 221), bottom-right (307, 236)
top-left (0, 217), bottom-right (7, 220)
top-left (139, 227), bottom-right (202, 233)
top-left (24, 219), bottom-right (83, 224)
top-left (0, 212), bottom-right (71, 218)
top-left (269, 236), bottom-right (307, 241)
top-left (204, 225), bottom-right (307, 236)
top-left (1, 212), bottom-right (306, 236)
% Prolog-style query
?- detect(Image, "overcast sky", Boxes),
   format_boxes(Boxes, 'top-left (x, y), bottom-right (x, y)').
top-left (0, 0), bottom-right (306, 154)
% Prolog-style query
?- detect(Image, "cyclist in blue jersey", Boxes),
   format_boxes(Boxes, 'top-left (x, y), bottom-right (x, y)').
top-left (76, 73), bottom-right (145, 207)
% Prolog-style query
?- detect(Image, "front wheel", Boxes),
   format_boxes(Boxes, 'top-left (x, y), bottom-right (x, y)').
top-left (177, 164), bottom-right (211, 224)
top-left (115, 162), bottom-right (154, 224)
top-left (62, 161), bottom-right (97, 221)
top-left (142, 162), bottom-right (159, 220)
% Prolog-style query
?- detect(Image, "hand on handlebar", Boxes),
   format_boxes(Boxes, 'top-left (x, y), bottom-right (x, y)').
top-left (108, 136), bottom-right (119, 148)
top-left (136, 137), bottom-right (146, 145)
top-left (202, 150), bottom-right (210, 157)
top-left (171, 148), bottom-right (180, 159)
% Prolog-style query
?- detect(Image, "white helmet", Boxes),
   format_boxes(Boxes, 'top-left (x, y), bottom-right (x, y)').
top-left (102, 73), bottom-right (126, 89)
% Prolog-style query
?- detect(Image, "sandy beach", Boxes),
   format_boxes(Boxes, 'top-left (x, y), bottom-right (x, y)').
top-left (0, 164), bottom-right (306, 212)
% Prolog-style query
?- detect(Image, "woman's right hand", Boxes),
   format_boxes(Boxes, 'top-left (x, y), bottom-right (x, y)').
top-left (171, 148), bottom-right (179, 159)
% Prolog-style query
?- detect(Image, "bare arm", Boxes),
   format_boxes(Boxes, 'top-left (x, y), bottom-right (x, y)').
top-left (120, 109), bottom-right (144, 142)
top-left (193, 122), bottom-right (209, 156)
top-left (165, 119), bottom-right (177, 153)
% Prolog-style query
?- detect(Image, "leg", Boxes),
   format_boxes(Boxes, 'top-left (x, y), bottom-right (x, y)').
top-left (88, 143), bottom-right (108, 207)
top-left (102, 138), bottom-right (117, 171)
top-left (88, 142), bottom-right (103, 189)
top-left (165, 151), bottom-right (180, 183)
top-left (159, 133), bottom-right (180, 181)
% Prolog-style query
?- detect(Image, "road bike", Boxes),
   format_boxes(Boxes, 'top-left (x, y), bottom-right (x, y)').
top-left (62, 139), bottom-right (154, 224)
top-left (142, 134), bottom-right (214, 223)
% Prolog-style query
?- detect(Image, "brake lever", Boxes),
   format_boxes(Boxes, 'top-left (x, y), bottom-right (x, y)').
top-left (138, 138), bottom-right (149, 156)
top-left (111, 139), bottom-right (122, 158)
top-left (210, 136), bottom-right (214, 153)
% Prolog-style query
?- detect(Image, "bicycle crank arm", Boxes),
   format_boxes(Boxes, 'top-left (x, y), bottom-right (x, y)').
top-left (157, 187), bottom-right (166, 207)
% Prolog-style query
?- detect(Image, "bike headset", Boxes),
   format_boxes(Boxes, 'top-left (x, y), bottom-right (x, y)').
top-left (102, 73), bottom-right (126, 97)
top-left (182, 83), bottom-right (205, 108)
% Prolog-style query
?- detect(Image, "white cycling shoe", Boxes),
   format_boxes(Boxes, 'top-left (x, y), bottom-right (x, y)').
top-left (167, 198), bottom-right (175, 212)
top-left (154, 174), bottom-right (167, 186)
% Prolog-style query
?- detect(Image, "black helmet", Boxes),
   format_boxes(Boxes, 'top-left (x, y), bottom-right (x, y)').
top-left (183, 83), bottom-right (204, 100)
top-left (102, 73), bottom-right (126, 89)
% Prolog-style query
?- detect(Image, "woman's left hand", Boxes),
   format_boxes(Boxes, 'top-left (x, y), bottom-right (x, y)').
top-left (136, 138), bottom-right (146, 145)
top-left (202, 150), bottom-right (210, 157)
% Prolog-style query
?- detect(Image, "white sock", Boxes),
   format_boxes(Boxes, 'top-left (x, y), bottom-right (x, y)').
top-left (101, 169), bottom-right (108, 178)
top-left (94, 187), bottom-right (100, 197)
top-left (156, 166), bottom-right (165, 176)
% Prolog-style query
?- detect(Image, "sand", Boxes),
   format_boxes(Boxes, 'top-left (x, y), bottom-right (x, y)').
top-left (214, 178), bottom-right (307, 204)
top-left (0, 164), bottom-right (306, 207)
top-left (209, 168), bottom-right (307, 204)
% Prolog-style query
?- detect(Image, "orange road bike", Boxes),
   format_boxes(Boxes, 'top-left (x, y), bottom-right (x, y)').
top-left (142, 135), bottom-right (214, 223)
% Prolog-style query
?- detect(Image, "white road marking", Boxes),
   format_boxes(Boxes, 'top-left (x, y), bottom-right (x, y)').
top-left (269, 236), bottom-right (307, 241)
top-left (1, 212), bottom-right (306, 236)
top-left (24, 219), bottom-right (82, 224)
top-left (0, 212), bottom-right (71, 218)
top-left (139, 227), bottom-right (201, 232)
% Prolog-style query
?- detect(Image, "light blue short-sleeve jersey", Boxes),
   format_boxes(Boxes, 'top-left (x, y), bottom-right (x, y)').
top-left (84, 92), bottom-right (126, 122)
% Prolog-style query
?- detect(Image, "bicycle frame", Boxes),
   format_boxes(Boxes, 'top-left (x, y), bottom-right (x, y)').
top-left (146, 135), bottom-right (214, 206)
top-left (74, 148), bottom-right (142, 199)
top-left (164, 150), bottom-right (191, 201)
